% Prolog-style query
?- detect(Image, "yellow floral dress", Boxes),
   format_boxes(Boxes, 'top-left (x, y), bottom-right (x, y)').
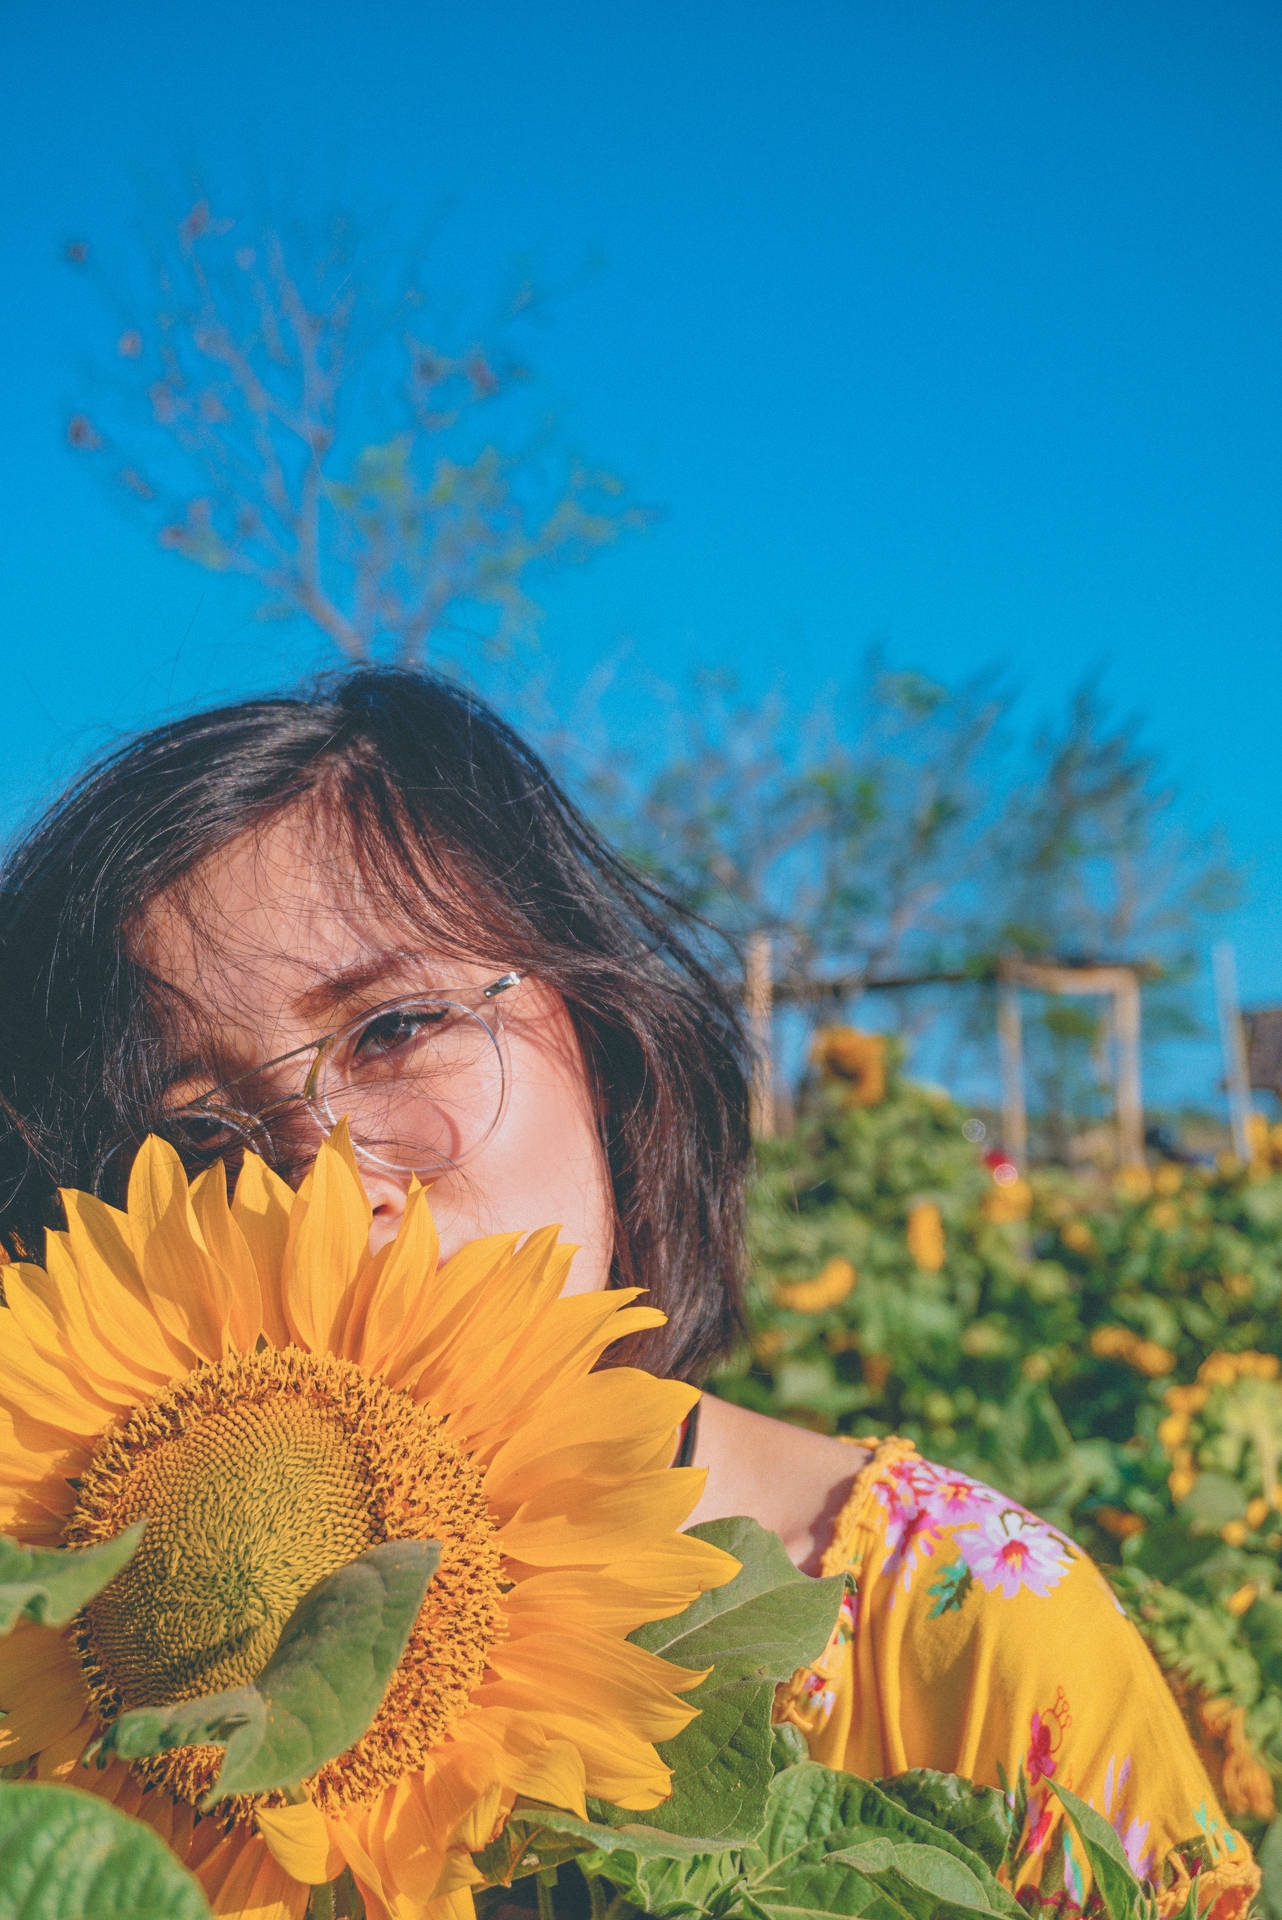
top-left (774, 1439), bottom-right (1260, 1918)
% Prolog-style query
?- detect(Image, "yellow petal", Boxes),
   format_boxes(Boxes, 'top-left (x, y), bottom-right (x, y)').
top-left (32, 1717), bottom-right (94, 1780)
top-left (196, 1826), bottom-right (308, 1920)
top-left (424, 1892), bottom-right (477, 1920)
top-left (505, 1538), bottom-right (740, 1635)
top-left (230, 1153), bottom-right (296, 1346)
top-left (419, 1294), bottom-right (667, 1448)
top-left (337, 1177), bottom-right (439, 1372)
top-left (498, 1467), bottom-right (707, 1566)
top-left (189, 1167), bottom-right (264, 1353)
top-left (483, 1629), bottom-right (704, 1742)
top-left (281, 1131), bottom-right (371, 1351)
top-left (256, 1800), bottom-right (343, 1885)
top-left (2, 1262), bottom-right (158, 1413)
top-left (451, 1709), bottom-right (589, 1819)
top-left (479, 1704), bottom-right (673, 1809)
top-left (57, 1189), bottom-right (196, 1375)
top-left (0, 1304), bottom-right (118, 1440)
top-left (483, 1373), bottom-right (698, 1509)
top-left (127, 1137), bottom-right (238, 1361)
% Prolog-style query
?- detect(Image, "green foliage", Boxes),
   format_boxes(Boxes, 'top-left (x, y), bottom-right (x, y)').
top-left (608, 1517), bottom-right (844, 1841)
top-left (0, 1784), bottom-right (212, 1920)
top-left (90, 1539), bottom-right (438, 1801)
top-left (476, 1528), bottom-right (1168, 1920)
top-left (714, 1053), bottom-right (1282, 1897)
top-left (0, 1524), bottom-right (144, 1632)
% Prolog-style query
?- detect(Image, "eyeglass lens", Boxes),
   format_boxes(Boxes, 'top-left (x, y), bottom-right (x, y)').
top-left (319, 999), bottom-right (506, 1174)
top-left (153, 997), bottom-right (507, 1184)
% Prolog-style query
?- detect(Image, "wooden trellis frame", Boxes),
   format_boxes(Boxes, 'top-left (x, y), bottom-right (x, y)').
top-left (996, 958), bottom-right (1144, 1169)
top-left (741, 942), bottom-right (1149, 1163)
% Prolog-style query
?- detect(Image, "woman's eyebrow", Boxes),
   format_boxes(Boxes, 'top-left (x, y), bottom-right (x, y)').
top-left (291, 947), bottom-right (426, 1024)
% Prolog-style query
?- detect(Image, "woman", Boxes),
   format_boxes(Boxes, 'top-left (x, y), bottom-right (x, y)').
top-left (0, 667), bottom-right (1258, 1916)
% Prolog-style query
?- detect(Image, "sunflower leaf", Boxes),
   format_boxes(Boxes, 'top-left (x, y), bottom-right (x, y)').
top-left (734, 1763), bottom-right (1023, 1920)
top-left (500, 1764), bottom-right (1023, 1919)
top-left (0, 1782), bottom-right (212, 1920)
top-left (603, 1516), bottom-right (845, 1842)
top-left (89, 1538), bottom-right (440, 1801)
top-left (0, 1523), bottom-right (145, 1632)
top-left (1045, 1782), bottom-right (1145, 1920)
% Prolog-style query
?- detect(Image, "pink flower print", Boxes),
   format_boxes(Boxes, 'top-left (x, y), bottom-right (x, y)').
top-left (965, 1509), bottom-right (1072, 1599)
top-left (873, 1472), bottom-right (941, 1595)
top-left (1022, 1789), bottom-right (1056, 1859)
top-left (918, 1465), bottom-right (995, 1529)
top-left (1099, 1754), bottom-right (1156, 1881)
top-left (1027, 1712), bottom-right (1059, 1786)
top-left (1025, 1689), bottom-right (1071, 1787)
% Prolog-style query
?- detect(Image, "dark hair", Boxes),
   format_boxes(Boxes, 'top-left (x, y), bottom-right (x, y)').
top-left (0, 669), bottom-right (751, 1381)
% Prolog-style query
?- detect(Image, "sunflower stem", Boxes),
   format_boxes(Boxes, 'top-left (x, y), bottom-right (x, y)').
top-left (310, 1882), bottom-right (337, 1920)
top-left (535, 1870), bottom-right (558, 1920)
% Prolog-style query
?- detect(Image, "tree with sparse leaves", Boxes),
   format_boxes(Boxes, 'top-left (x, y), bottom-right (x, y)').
top-left (64, 196), bottom-right (647, 667)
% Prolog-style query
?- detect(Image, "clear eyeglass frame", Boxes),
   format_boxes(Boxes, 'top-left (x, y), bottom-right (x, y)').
top-left (97, 969), bottom-right (524, 1192)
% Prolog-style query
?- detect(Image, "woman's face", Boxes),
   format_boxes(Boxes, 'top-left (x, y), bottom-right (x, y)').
top-left (138, 806), bottom-right (616, 1294)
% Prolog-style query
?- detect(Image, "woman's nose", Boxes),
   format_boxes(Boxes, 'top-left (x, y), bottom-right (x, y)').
top-left (359, 1164), bottom-right (413, 1253)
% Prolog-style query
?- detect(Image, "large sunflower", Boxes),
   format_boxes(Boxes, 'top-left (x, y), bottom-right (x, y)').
top-left (0, 1133), bottom-right (737, 1920)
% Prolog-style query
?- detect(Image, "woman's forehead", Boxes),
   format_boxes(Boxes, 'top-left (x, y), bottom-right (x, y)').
top-left (135, 812), bottom-right (471, 1039)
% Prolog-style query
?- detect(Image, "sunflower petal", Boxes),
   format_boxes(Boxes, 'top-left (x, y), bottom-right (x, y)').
top-left (256, 1800), bottom-right (343, 1884)
top-left (2, 1262), bottom-right (160, 1413)
top-left (498, 1467), bottom-right (707, 1565)
top-left (189, 1166), bottom-right (265, 1352)
top-left (338, 1176), bottom-right (439, 1372)
top-left (281, 1131), bottom-right (371, 1350)
top-left (196, 1825), bottom-right (308, 1920)
top-left (128, 1137), bottom-right (239, 1361)
top-left (504, 1537), bottom-right (740, 1635)
top-left (57, 1190), bottom-right (196, 1375)
top-left (483, 1630), bottom-right (705, 1740)
top-left (483, 1372), bottom-right (698, 1509)
top-left (231, 1154), bottom-right (296, 1346)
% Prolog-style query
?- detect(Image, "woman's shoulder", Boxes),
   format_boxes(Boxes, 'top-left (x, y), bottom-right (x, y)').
top-left (688, 1393), bottom-right (874, 1573)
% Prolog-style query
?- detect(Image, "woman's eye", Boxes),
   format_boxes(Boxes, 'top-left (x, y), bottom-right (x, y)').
top-left (163, 1110), bottom-right (254, 1164)
top-left (352, 1004), bottom-right (452, 1063)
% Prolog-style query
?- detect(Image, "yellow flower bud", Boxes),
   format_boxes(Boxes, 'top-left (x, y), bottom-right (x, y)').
top-left (906, 1201), bottom-right (946, 1273)
top-left (1220, 1520), bottom-right (1249, 1548)
top-left (774, 1257), bottom-right (857, 1313)
top-left (1227, 1583), bottom-right (1258, 1617)
top-left (1246, 1497), bottom-right (1270, 1529)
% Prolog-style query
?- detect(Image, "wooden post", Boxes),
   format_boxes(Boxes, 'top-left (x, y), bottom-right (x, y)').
top-left (997, 979), bottom-right (1027, 1165)
top-left (1214, 941), bottom-right (1254, 1161)
top-left (745, 932), bottom-right (776, 1139)
top-left (1113, 975), bottom-right (1144, 1169)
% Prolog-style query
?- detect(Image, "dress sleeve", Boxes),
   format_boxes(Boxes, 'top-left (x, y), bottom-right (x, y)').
top-left (773, 1439), bottom-right (1260, 1919)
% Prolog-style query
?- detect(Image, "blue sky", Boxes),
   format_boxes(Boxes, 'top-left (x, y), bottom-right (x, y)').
top-left (5, 0), bottom-right (1281, 1102)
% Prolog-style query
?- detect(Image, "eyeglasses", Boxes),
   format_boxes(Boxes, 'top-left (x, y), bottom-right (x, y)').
top-left (97, 970), bottom-right (523, 1192)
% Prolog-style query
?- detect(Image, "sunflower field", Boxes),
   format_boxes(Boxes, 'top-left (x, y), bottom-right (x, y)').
top-left (715, 1033), bottom-right (1282, 1899)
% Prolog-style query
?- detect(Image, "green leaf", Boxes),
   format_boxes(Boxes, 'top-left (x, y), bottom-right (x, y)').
top-left (1046, 1781), bottom-right (1143, 1920)
top-left (875, 1770), bottom-right (1015, 1875)
top-left (738, 1764), bottom-right (1023, 1919)
top-left (1177, 1473), bottom-right (1247, 1534)
top-left (1256, 1814), bottom-right (1282, 1920)
top-left (616, 1517), bottom-right (845, 1842)
top-left (0, 1526), bottom-right (145, 1633)
top-left (503, 1808), bottom-right (745, 1917)
top-left (90, 1539), bottom-right (438, 1802)
top-left (0, 1782), bottom-right (212, 1920)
